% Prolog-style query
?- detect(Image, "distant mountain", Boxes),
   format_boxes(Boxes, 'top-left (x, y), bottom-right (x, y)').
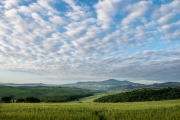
top-left (61, 79), bottom-right (144, 91)
top-left (1, 79), bottom-right (179, 91)
top-left (99, 79), bottom-right (133, 85)
top-left (61, 79), bottom-right (180, 91)
top-left (148, 82), bottom-right (180, 88)
top-left (0, 83), bottom-right (49, 87)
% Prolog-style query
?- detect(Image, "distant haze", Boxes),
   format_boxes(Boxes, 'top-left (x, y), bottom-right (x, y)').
top-left (0, 0), bottom-right (180, 84)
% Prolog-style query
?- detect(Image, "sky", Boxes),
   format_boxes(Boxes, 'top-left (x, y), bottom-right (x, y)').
top-left (0, 0), bottom-right (180, 84)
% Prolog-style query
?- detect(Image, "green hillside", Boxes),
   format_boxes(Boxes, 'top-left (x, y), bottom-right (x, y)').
top-left (94, 87), bottom-right (180, 103)
top-left (0, 86), bottom-right (94, 102)
top-left (73, 90), bottom-right (125, 103)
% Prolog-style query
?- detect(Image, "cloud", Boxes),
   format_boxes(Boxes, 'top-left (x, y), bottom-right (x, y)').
top-left (100, 50), bottom-right (180, 82)
top-left (161, 20), bottom-right (180, 32)
top-left (3, 0), bottom-right (21, 9)
top-left (154, 0), bottom-right (180, 41)
top-left (0, 0), bottom-right (180, 84)
top-left (63, 0), bottom-right (91, 21)
top-left (94, 0), bottom-right (124, 29)
top-left (121, 1), bottom-right (153, 25)
top-left (37, 0), bottom-right (57, 13)
top-left (49, 15), bottom-right (65, 25)
top-left (158, 13), bottom-right (176, 24)
top-left (62, 0), bottom-right (81, 11)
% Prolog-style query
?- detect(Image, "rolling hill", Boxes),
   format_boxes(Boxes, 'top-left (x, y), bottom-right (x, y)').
top-left (94, 87), bottom-right (180, 103)
top-left (0, 86), bottom-right (94, 102)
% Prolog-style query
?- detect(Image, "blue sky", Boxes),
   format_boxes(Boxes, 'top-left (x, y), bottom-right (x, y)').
top-left (0, 0), bottom-right (180, 84)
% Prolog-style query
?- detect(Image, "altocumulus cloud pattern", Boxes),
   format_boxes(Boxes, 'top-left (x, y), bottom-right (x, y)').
top-left (0, 0), bottom-right (180, 83)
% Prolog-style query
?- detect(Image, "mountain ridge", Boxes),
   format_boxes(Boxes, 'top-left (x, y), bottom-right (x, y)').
top-left (1, 79), bottom-right (180, 91)
top-left (61, 79), bottom-right (180, 91)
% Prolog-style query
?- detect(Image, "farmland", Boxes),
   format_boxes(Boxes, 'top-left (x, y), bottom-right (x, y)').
top-left (0, 100), bottom-right (180, 120)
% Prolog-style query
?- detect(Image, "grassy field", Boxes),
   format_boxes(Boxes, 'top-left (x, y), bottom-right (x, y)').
top-left (0, 100), bottom-right (180, 120)
top-left (74, 90), bottom-right (124, 103)
top-left (0, 86), bottom-right (93, 101)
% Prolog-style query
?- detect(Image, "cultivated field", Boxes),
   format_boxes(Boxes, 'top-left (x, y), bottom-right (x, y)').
top-left (0, 100), bottom-right (180, 120)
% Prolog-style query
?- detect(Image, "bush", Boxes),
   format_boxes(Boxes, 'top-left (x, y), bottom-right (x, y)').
top-left (25, 97), bottom-right (41, 103)
top-left (1, 97), bottom-right (11, 103)
top-left (45, 99), bottom-right (56, 103)
top-left (16, 98), bottom-right (25, 103)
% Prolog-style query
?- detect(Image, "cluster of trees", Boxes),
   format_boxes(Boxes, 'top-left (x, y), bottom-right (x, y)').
top-left (94, 87), bottom-right (180, 103)
top-left (1, 96), bottom-right (12, 103)
top-left (1, 96), bottom-right (41, 103)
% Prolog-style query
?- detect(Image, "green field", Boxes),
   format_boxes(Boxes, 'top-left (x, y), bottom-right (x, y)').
top-left (75, 90), bottom-right (124, 103)
top-left (0, 100), bottom-right (180, 120)
top-left (0, 86), bottom-right (93, 102)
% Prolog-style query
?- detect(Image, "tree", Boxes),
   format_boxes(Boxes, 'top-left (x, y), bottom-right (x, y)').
top-left (25, 97), bottom-right (41, 103)
top-left (45, 99), bottom-right (56, 103)
top-left (1, 96), bottom-right (11, 103)
top-left (16, 98), bottom-right (25, 103)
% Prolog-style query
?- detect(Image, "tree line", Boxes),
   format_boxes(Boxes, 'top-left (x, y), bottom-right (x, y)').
top-left (94, 87), bottom-right (180, 103)
top-left (1, 96), bottom-right (41, 103)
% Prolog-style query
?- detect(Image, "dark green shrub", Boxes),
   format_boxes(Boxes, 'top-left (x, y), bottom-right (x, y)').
top-left (25, 97), bottom-right (41, 103)
top-left (1, 96), bottom-right (11, 103)
top-left (16, 98), bottom-right (25, 103)
top-left (45, 99), bottom-right (56, 103)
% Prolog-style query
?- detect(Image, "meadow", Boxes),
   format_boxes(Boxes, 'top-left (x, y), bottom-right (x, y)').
top-left (0, 100), bottom-right (180, 120)
top-left (0, 86), bottom-right (94, 102)
top-left (77, 90), bottom-right (129, 103)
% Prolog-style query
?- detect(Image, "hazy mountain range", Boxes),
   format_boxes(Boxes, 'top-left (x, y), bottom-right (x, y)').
top-left (0, 82), bottom-right (48, 87)
top-left (1, 79), bottom-right (179, 91)
top-left (61, 79), bottom-right (180, 91)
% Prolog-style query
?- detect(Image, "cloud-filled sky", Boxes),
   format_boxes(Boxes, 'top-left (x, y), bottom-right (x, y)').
top-left (0, 0), bottom-right (180, 84)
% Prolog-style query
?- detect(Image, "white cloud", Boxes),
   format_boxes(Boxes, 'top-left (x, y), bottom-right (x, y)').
top-left (3, 0), bottom-right (21, 9)
top-left (65, 25), bottom-right (86, 39)
top-left (63, 0), bottom-right (91, 21)
top-left (31, 12), bottom-right (42, 21)
top-left (0, 0), bottom-right (180, 84)
top-left (153, 0), bottom-right (180, 41)
top-left (158, 13), bottom-right (176, 24)
top-left (161, 20), bottom-right (180, 33)
top-left (4, 8), bottom-right (20, 20)
top-left (94, 0), bottom-right (122, 29)
top-left (62, 0), bottom-right (81, 11)
top-left (159, 0), bottom-right (180, 15)
top-left (18, 5), bottom-right (33, 14)
top-left (86, 26), bottom-right (101, 37)
top-left (121, 1), bottom-right (153, 25)
top-left (37, 0), bottom-right (57, 13)
top-left (49, 15), bottom-right (65, 25)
